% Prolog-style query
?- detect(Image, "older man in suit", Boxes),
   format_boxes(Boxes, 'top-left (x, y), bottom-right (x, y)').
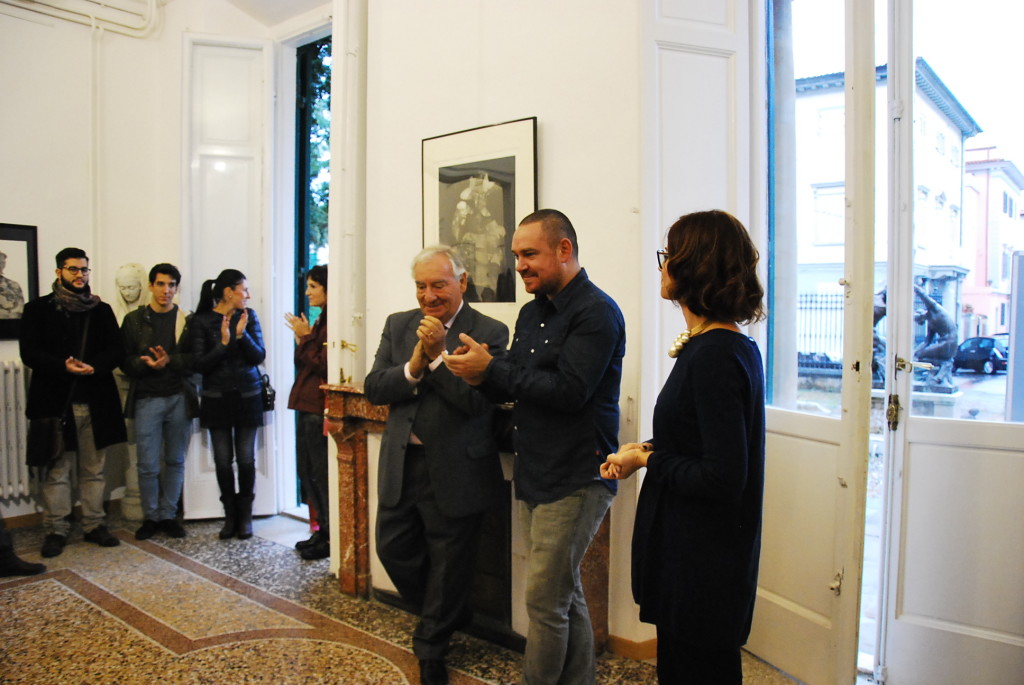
top-left (364, 245), bottom-right (509, 685)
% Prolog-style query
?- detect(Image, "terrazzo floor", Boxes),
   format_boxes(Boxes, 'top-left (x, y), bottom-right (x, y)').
top-left (1, 515), bottom-right (802, 684)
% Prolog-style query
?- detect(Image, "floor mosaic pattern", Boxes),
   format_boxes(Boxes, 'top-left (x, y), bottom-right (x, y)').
top-left (1, 517), bottom-right (798, 684)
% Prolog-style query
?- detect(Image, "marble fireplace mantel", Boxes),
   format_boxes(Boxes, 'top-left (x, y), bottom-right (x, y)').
top-left (321, 383), bottom-right (609, 651)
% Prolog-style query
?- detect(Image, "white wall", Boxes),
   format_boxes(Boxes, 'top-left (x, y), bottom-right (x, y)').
top-left (364, 0), bottom-right (646, 643)
top-left (1, 0), bottom-right (653, 647)
top-left (0, 0), bottom-right (271, 518)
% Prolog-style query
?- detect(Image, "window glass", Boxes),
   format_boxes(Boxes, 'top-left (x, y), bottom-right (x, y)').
top-left (767, 0), bottom-right (846, 416)
top-left (909, 0), bottom-right (1024, 422)
top-left (296, 36), bottom-right (332, 323)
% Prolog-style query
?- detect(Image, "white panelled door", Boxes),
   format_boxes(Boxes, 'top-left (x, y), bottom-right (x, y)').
top-left (877, 1), bottom-right (1024, 680)
top-left (181, 37), bottom-right (278, 519)
top-left (744, 1), bottom-right (876, 682)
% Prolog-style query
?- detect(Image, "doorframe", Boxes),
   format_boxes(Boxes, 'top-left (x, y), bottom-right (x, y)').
top-left (271, 22), bottom-right (334, 518)
top-left (875, 0), bottom-right (915, 676)
top-left (835, 0), bottom-right (878, 678)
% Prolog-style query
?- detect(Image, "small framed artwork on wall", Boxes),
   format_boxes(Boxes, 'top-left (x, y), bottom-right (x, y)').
top-left (422, 117), bottom-right (537, 322)
top-left (0, 223), bottom-right (39, 340)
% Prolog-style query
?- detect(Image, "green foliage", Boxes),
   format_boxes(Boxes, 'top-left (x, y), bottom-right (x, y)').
top-left (305, 37), bottom-right (332, 255)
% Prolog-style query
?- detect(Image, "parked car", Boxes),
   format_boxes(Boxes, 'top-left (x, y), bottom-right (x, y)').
top-left (952, 336), bottom-right (1009, 374)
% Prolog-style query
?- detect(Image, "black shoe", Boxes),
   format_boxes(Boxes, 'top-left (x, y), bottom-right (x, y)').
top-left (159, 519), bottom-right (187, 539)
top-left (418, 659), bottom-right (449, 685)
top-left (40, 534), bottom-right (67, 558)
top-left (453, 607), bottom-right (474, 632)
top-left (0, 552), bottom-right (47, 577)
top-left (294, 530), bottom-right (324, 550)
top-left (299, 538), bottom-right (330, 560)
top-left (135, 520), bottom-right (161, 540)
top-left (83, 525), bottom-right (120, 547)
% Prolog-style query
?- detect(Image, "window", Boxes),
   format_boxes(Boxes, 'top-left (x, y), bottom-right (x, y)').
top-left (812, 183), bottom-right (845, 245)
top-left (295, 36), bottom-right (332, 323)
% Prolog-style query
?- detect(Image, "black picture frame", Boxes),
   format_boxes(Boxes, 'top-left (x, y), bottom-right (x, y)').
top-left (0, 224), bottom-right (39, 340)
top-left (422, 117), bottom-right (537, 321)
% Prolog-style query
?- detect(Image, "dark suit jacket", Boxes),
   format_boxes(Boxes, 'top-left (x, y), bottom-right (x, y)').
top-left (364, 304), bottom-right (509, 519)
top-left (19, 294), bottom-right (127, 451)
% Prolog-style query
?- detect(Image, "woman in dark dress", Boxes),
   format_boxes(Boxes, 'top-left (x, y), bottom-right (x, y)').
top-left (191, 269), bottom-right (266, 540)
top-left (284, 264), bottom-right (330, 560)
top-left (601, 210), bottom-right (766, 684)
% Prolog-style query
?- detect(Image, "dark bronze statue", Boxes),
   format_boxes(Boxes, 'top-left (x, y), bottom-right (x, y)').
top-left (913, 284), bottom-right (957, 389)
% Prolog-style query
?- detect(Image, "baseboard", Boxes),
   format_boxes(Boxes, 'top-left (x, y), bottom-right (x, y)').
top-left (3, 511), bottom-right (42, 530)
top-left (606, 634), bottom-right (657, 661)
top-left (3, 497), bottom-right (123, 530)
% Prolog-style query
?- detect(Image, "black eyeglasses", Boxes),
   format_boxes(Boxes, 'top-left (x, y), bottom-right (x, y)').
top-left (62, 266), bottom-right (91, 275)
top-left (656, 249), bottom-right (669, 270)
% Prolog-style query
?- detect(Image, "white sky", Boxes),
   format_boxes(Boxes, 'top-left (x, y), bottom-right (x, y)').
top-left (793, 0), bottom-right (1024, 164)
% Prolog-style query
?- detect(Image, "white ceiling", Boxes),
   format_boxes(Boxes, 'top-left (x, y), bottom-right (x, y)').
top-left (225, 0), bottom-right (326, 27)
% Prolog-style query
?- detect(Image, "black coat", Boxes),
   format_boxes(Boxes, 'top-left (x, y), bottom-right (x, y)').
top-left (19, 294), bottom-right (127, 451)
top-left (120, 304), bottom-right (199, 419)
top-left (189, 308), bottom-right (266, 395)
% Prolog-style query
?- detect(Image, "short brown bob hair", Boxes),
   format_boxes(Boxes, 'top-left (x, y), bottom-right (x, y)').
top-left (663, 209), bottom-right (766, 324)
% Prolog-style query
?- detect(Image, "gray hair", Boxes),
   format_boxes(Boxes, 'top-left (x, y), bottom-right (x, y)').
top-left (411, 245), bottom-right (466, 279)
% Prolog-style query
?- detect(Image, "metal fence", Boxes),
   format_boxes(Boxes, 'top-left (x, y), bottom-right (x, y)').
top-left (797, 292), bottom-right (844, 374)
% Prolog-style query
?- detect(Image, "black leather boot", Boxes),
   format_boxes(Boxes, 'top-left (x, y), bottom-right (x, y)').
top-left (218, 495), bottom-right (237, 540)
top-left (235, 494), bottom-right (254, 540)
top-left (0, 549), bottom-right (46, 577)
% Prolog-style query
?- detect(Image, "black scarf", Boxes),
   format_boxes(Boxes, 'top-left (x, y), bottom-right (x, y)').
top-left (52, 279), bottom-right (101, 313)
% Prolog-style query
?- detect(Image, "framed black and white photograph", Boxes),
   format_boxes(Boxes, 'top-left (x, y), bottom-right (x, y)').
top-left (0, 224), bottom-right (39, 340)
top-left (422, 117), bottom-right (536, 316)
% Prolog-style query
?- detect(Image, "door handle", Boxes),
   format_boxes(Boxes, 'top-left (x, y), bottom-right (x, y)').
top-left (829, 570), bottom-right (843, 596)
top-left (886, 394), bottom-right (901, 431)
top-left (895, 356), bottom-right (933, 373)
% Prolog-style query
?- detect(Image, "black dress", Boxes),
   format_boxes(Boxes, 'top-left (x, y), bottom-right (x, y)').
top-left (632, 329), bottom-right (766, 651)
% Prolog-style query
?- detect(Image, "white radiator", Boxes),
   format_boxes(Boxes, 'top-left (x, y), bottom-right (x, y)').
top-left (1, 360), bottom-right (30, 497)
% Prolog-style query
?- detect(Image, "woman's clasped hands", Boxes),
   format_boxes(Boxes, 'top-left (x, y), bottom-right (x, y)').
top-left (600, 442), bottom-right (653, 480)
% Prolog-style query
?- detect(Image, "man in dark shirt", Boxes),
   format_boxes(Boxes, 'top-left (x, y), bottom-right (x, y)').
top-left (20, 247), bottom-right (127, 558)
top-left (444, 209), bottom-right (625, 685)
top-left (121, 264), bottom-right (196, 540)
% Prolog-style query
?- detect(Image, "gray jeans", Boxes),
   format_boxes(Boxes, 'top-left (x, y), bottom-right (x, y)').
top-left (519, 482), bottom-right (614, 685)
top-left (41, 404), bottom-right (107, 536)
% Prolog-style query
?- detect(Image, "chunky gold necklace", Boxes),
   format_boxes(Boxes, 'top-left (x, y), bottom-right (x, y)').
top-left (668, 320), bottom-right (710, 358)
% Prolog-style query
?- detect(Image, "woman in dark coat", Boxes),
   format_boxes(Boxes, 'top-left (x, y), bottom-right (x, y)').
top-left (284, 264), bottom-right (330, 560)
top-left (601, 210), bottom-right (766, 684)
top-left (190, 269), bottom-right (266, 540)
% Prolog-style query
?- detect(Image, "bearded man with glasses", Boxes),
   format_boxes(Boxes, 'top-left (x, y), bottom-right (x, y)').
top-left (20, 247), bottom-right (127, 558)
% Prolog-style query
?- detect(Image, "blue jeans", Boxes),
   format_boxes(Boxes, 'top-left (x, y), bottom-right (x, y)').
top-left (135, 393), bottom-right (192, 521)
top-left (519, 482), bottom-right (614, 685)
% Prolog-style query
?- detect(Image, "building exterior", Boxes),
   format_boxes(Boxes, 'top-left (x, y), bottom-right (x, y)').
top-left (962, 147), bottom-right (1024, 337)
top-left (794, 58), bottom-right (982, 363)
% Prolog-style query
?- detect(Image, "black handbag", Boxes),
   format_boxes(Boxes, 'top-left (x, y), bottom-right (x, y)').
top-left (260, 373), bottom-right (276, 411)
top-left (26, 416), bottom-right (66, 467)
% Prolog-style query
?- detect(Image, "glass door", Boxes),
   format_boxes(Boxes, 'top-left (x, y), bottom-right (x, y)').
top-left (875, 0), bottom-right (1024, 681)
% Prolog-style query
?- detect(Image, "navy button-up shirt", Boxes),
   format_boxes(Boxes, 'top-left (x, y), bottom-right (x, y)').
top-left (481, 269), bottom-right (625, 504)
